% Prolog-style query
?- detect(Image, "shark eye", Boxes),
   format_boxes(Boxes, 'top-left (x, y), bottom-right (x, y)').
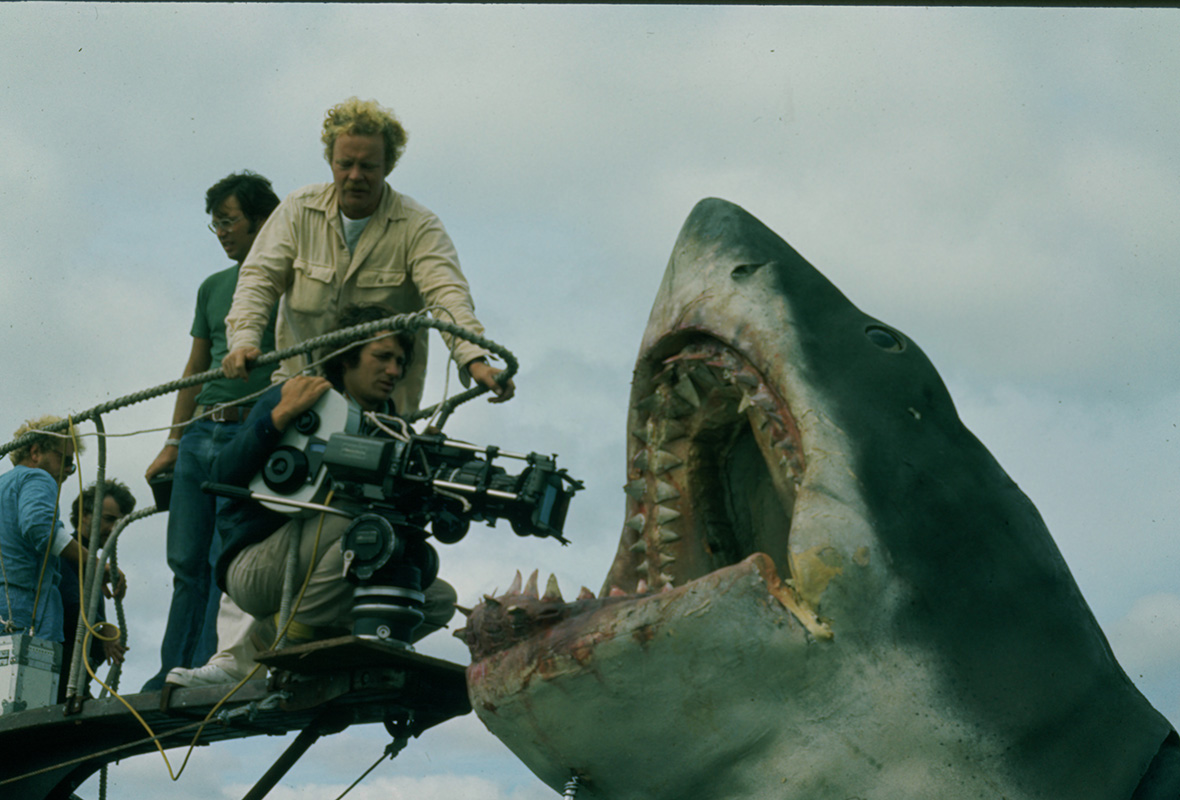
top-left (865, 325), bottom-right (905, 352)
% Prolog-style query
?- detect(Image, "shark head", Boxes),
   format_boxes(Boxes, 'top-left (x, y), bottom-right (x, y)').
top-left (461, 198), bottom-right (1177, 799)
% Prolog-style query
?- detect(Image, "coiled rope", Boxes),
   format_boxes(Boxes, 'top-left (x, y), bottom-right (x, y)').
top-left (0, 310), bottom-right (518, 460)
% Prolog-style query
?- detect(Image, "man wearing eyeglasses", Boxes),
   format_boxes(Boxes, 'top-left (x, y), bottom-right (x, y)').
top-left (1, 417), bottom-right (91, 643)
top-left (140, 172), bottom-right (283, 691)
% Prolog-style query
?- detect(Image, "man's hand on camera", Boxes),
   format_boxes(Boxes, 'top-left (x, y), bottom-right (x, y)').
top-left (271, 375), bottom-right (332, 431)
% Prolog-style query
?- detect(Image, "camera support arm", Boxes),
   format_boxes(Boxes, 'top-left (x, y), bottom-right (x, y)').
top-left (202, 482), bottom-right (354, 520)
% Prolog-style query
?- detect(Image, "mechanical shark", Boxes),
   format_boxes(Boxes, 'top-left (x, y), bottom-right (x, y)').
top-left (461, 198), bottom-right (1180, 799)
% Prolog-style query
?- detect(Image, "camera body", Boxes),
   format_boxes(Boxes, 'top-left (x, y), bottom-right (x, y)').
top-left (246, 389), bottom-right (582, 646)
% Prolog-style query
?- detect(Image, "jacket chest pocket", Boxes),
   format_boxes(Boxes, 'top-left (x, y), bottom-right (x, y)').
top-left (289, 259), bottom-right (337, 313)
top-left (354, 267), bottom-right (407, 290)
top-left (353, 266), bottom-right (410, 305)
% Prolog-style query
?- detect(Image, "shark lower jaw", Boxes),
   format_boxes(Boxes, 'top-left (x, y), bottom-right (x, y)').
top-left (462, 334), bottom-right (818, 663)
top-left (465, 555), bottom-right (814, 797)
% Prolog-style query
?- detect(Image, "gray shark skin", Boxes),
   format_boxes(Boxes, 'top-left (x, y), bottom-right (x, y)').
top-left (461, 198), bottom-right (1180, 799)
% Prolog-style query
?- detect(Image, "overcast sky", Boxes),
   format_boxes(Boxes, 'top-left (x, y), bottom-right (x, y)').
top-left (2, 4), bottom-right (1178, 799)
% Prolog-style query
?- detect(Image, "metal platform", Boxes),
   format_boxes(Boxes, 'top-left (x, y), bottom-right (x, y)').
top-left (0, 636), bottom-right (471, 800)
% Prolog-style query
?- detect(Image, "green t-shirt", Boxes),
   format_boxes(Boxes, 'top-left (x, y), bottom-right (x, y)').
top-left (191, 265), bottom-right (279, 406)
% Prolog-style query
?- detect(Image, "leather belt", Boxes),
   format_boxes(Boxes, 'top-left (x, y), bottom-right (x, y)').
top-left (195, 403), bottom-right (252, 423)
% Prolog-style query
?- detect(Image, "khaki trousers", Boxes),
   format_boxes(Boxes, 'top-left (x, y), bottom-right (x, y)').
top-left (209, 513), bottom-right (457, 677)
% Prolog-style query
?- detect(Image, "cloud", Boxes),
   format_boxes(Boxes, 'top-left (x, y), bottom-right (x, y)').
top-left (3, 5), bottom-right (1179, 796)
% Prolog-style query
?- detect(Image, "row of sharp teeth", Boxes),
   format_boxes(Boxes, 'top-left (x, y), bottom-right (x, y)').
top-left (478, 343), bottom-right (799, 611)
top-left (623, 342), bottom-right (803, 592)
top-left (483, 568), bottom-right (675, 606)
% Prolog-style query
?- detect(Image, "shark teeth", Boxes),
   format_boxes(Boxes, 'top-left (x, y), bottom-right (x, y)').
top-left (623, 339), bottom-right (804, 595)
top-left (654, 506), bottom-right (681, 525)
top-left (650, 450), bottom-right (682, 475)
top-left (542, 574), bottom-right (564, 602)
top-left (674, 373), bottom-right (701, 408)
top-left (472, 342), bottom-right (800, 639)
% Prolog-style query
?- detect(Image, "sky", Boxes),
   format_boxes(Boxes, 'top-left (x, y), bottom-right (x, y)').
top-left (2, 4), bottom-right (1179, 798)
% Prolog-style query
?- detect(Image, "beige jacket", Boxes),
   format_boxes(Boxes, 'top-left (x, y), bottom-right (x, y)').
top-left (226, 182), bottom-right (492, 414)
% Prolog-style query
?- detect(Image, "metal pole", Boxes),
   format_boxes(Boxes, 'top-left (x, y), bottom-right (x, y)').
top-left (239, 726), bottom-right (323, 800)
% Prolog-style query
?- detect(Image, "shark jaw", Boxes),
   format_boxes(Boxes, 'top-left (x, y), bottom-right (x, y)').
top-left (461, 198), bottom-right (1176, 799)
top-left (463, 329), bottom-right (845, 666)
top-left (461, 247), bottom-right (898, 796)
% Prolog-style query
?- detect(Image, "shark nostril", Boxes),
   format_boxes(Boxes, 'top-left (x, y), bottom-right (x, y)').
top-left (730, 263), bottom-right (766, 280)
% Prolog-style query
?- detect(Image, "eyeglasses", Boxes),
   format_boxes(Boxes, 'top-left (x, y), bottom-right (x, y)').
top-left (208, 215), bottom-right (245, 234)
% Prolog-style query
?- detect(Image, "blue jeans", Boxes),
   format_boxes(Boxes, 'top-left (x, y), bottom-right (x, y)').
top-left (141, 419), bottom-right (239, 690)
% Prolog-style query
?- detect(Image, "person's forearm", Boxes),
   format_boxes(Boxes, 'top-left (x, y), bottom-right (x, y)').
top-left (408, 221), bottom-right (493, 368)
top-left (166, 339), bottom-right (213, 439)
top-left (167, 384), bottom-right (202, 440)
top-left (226, 209), bottom-right (294, 351)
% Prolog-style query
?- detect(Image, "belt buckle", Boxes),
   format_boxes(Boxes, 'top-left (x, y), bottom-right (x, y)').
top-left (211, 405), bottom-right (229, 423)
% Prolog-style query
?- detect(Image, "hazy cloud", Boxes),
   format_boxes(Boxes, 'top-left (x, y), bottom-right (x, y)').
top-left (2, 5), bottom-right (1177, 798)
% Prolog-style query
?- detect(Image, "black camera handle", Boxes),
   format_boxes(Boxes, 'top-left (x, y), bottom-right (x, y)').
top-left (201, 481), bottom-right (354, 520)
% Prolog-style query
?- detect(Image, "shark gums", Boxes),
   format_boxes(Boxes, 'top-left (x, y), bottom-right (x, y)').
top-left (460, 198), bottom-right (1180, 799)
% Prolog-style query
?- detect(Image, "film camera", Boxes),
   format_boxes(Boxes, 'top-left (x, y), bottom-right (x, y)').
top-left (231, 389), bottom-right (583, 647)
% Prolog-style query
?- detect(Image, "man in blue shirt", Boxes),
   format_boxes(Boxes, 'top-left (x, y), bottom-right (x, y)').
top-left (1, 417), bottom-right (117, 642)
top-left (141, 172), bottom-right (282, 691)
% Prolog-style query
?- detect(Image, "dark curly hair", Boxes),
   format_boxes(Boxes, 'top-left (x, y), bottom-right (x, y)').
top-left (322, 304), bottom-right (416, 388)
top-left (205, 171), bottom-right (281, 231)
top-left (70, 479), bottom-right (137, 529)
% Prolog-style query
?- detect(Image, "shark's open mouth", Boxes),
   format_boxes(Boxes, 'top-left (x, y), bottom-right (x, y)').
top-left (461, 334), bottom-right (812, 661)
top-left (613, 335), bottom-right (800, 592)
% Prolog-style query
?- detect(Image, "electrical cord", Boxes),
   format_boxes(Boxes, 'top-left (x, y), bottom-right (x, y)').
top-left (0, 312), bottom-right (517, 790)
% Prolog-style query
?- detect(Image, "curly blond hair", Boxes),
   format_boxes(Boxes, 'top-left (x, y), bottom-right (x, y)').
top-left (321, 97), bottom-right (408, 177)
top-left (8, 415), bottom-right (85, 465)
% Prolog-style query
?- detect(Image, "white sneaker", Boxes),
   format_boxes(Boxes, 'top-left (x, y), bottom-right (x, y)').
top-left (164, 663), bottom-right (249, 687)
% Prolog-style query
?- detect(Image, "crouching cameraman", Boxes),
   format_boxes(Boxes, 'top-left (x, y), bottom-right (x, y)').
top-left (167, 304), bottom-right (456, 687)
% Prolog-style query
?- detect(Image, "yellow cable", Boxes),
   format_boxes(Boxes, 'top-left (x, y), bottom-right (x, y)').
top-left (160, 494), bottom-right (333, 782)
top-left (43, 389), bottom-right (339, 783)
